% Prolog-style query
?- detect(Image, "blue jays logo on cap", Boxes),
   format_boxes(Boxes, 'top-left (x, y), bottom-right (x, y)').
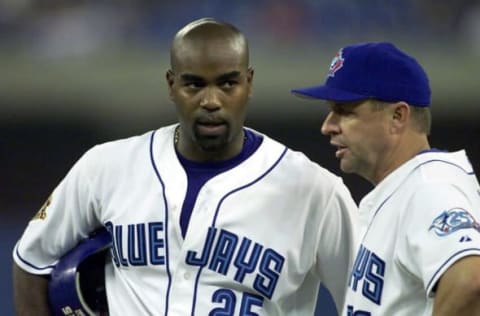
top-left (429, 208), bottom-right (480, 237)
top-left (291, 42), bottom-right (431, 107)
top-left (327, 49), bottom-right (344, 78)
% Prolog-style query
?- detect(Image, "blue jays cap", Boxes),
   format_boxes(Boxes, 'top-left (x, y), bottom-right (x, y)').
top-left (291, 42), bottom-right (431, 106)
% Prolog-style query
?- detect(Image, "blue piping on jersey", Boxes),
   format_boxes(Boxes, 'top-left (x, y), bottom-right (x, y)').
top-left (416, 148), bottom-right (447, 155)
top-left (361, 157), bottom-right (480, 295)
top-left (415, 158), bottom-right (475, 175)
top-left (364, 157), bottom-right (477, 239)
top-left (426, 247), bottom-right (480, 294)
top-left (14, 243), bottom-right (56, 271)
top-left (362, 192), bottom-right (396, 240)
top-left (149, 130), bottom-right (172, 315)
top-left (190, 146), bottom-right (289, 316)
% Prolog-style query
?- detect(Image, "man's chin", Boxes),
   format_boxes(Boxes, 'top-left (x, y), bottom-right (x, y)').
top-left (339, 160), bottom-right (354, 174)
top-left (198, 137), bottom-right (227, 152)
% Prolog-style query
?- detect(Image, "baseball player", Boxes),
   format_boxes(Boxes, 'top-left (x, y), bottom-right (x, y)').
top-left (13, 18), bottom-right (360, 315)
top-left (292, 42), bottom-right (480, 315)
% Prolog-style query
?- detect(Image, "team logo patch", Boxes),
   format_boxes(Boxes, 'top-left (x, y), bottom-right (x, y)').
top-left (429, 208), bottom-right (480, 237)
top-left (327, 49), bottom-right (344, 77)
top-left (32, 195), bottom-right (51, 221)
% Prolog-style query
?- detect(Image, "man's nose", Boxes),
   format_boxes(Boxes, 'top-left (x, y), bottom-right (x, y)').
top-left (321, 112), bottom-right (340, 135)
top-left (199, 87), bottom-right (221, 110)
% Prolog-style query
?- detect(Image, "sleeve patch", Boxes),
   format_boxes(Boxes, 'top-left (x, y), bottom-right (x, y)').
top-left (429, 208), bottom-right (480, 237)
top-left (32, 194), bottom-right (51, 221)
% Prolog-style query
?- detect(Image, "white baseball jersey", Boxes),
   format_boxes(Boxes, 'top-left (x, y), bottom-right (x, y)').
top-left (343, 150), bottom-right (480, 316)
top-left (14, 124), bottom-right (359, 316)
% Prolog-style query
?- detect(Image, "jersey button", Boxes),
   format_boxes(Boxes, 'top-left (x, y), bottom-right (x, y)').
top-left (184, 272), bottom-right (191, 280)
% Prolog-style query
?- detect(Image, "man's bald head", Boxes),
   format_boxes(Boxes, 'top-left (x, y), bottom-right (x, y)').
top-left (170, 18), bottom-right (249, 71)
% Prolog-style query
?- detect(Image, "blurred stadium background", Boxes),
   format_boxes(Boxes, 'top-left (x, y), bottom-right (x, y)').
top-left (2, 1), bottom-right (479, 315)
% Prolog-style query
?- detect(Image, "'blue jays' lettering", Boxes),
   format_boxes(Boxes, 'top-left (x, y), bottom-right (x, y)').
top-left (186, 227), bottom-right (285, 299)
top-left (105, 223), bottom-right (284, 300)
top-left (348, 244), bottom-right (385, 305)
top-left (105, 221), bottom-right (166, 267)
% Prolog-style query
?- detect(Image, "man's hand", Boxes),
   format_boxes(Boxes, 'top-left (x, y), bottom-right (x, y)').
top-left (13, 263), bottom-right (51, 316)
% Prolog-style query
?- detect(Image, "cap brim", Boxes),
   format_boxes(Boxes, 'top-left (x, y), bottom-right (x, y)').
top-left (291, 85), bottom-right (369, 102)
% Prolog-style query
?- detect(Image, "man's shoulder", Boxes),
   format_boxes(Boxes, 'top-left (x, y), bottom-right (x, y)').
top-left (80, 126), bottom-right (175, 167)
top-left (256, 132), bottom-right (344, 185)
top-left (414, 150), bottom-right (474, 183)
top-left (396, 150), bottom-right (477, 203)
top-left (93, 125), bottom-right (174, 154)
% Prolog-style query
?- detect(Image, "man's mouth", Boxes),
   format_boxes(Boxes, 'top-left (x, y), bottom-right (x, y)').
top-left (331, 141), bottom-right (348, 158)
top-left (196, 121), bottom-right (226, 136)
top-left (335, 146), bottom-right (348, 158)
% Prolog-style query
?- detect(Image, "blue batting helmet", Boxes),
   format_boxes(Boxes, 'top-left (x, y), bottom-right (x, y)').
top-left (48, 227), bottom-right (112, 316)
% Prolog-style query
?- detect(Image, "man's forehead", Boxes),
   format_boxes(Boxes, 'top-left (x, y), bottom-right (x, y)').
top-left (328, 100), bottom-right (367, 108)
top-left (176, 69), bottom-right (244, 82)
top-left (172, 48), bottom-right (247, 76)
top-left (171, 35), bottom-right (248, 69)
top-left (177, 38), bottom-right (244, 59)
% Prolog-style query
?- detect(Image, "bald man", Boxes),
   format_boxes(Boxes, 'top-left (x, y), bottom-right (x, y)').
top-left (13, 18), bottom-right (359, 315)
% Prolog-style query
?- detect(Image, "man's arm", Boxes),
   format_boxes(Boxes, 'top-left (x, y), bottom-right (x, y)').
top-left (433, 255), bottom-right (480, 315)
top-left (13, 262), bottom-right (51, 316)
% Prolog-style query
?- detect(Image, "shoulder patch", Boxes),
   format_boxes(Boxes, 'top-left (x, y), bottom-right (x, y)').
top-left (429, 208), bottom-right (480, 236)
top-left (32, 195), bottom-right (51, 221)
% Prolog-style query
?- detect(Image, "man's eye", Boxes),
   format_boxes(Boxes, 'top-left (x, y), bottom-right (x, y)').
top-left (185, 82), bottom-right (205, 89)
top-left (220, 80), bottom-right (237, 88)
top-left (333, 107), bottom-right (353, 115)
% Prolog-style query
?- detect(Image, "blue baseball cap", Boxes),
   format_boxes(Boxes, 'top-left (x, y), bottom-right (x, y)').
top-left (291, 42), bottom-right (431, 107)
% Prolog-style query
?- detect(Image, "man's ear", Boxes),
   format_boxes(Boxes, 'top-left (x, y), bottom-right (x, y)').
top-left (247, 67), bottom-right (254, 83)
top-left (247, 67), bottom-right (254, 98)
top-left (390, 101), bottom-right (410, 133)
top-left (166, 70), bottom-right (175, 99)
